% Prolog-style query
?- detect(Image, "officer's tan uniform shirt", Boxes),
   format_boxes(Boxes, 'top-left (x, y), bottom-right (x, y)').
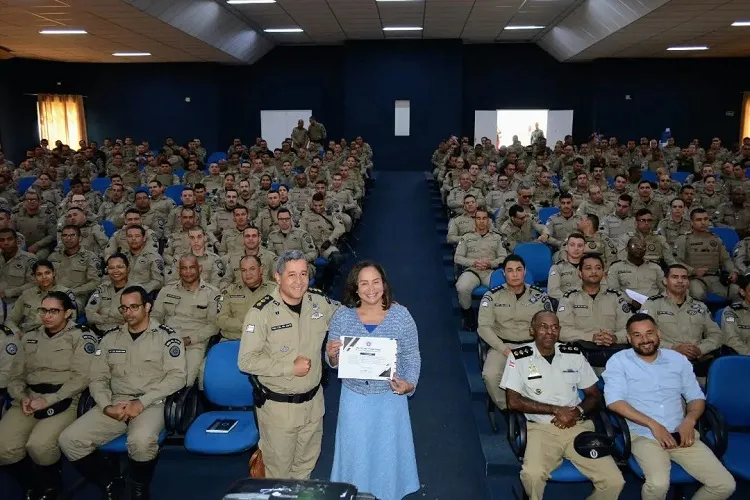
top-left (577, 200), bottom-right (614, 220)
top-left (606, 259), bottom-right (664, 299)
top-left (300, 211), bottom-right (346, 250)
top-left (0, 250), bottom-right (37, 300)
top-left (217, 282), bottom-right (277, 340)
top-left (656, 217), bottom-right (692, 246)
top-left (500, 342), bottom-right (598, 424)
top-left (485, 189), bottom-right (517, 212)
top-left (547, 259), bottom-right (582, 300)
top-left (0, 324), bottom-right (19, 389)
top-left (531, 184), bottom-right (559, 208)
top-left (85, 280), bottom-right (129, 332)
top-left (255, 207), bottom-right (281, 240)
top-left (720, 303), bottom-right (750, 356)
top-left (714, 203), bottom-right (750, 234)
top-left (447, 214), bottom-right (476, 244)
top-left (49, 248), bottom-right (102, 299)
top-left (640, 295), bottom-right (723, 354)
top-left (632, 231), bottom-right (676, 267)
top-left (165, 250), bottom-right (225, 288)
top-left (557, 288), bottom-right (630, 343)
top-left (545, 213), bottom-right (579, 249)
top-left (267, 228), bottom-right (318, 263)
top-left (150, 195), bottom-right (175, 218)
top-left (478, 285), bottom-right (553, 354)
top-left (163, 228), bottom-right (219, 262)
top-left (7, 321), bottom-right (96, 405)
top-left (6, 285), bottom-right (77, 335)
top-left (122, 248), bottom-right (165, 293)
top-left (97, 199), bottom-right (131, 228)
top-left (104, 226), bottom-right (159, 258)
top-left (68, 222), bottom-right (109, 254)
top-left (220, 248), bottom-right (277, 289)
top-left (674, 231), bottom-right (735, 275)
top-left (238, 288), bottom-right (337, 395)
top-left (732, 237), bottom-right (750, 274)
top-left (218, 227), bottom-right (245, 256)
top-left (498, 218), bottom-right (548, 252)
top-left (454, 231), bottom-right (508, 274)
top-left (447, 187), bottom-right (485, 214)
top-left (12, 209), bottom-right (56, 250)
top-left (151, 280), bottom-right (220, 347)
top-left (89, 319), bottom-right (186, 409)
top-left (631, 197), bottom-right (664, 222)
top-left (599, 214), bottom-right (635, 248)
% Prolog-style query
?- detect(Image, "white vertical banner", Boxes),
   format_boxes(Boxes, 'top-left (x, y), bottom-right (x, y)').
top-left (474, 110), bottom-right (498, 146)
top-left (547, 110), bottom-right (574, 146)
top-left (395, 100), bottom-right (410, 136)
top-left (260, 110), bottom-right (312, 149)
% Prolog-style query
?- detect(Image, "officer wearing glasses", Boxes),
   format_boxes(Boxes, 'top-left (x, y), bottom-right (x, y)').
top-left (60, 285), bottom-right (187, 499)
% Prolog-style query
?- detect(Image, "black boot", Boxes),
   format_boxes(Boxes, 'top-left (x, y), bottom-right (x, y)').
top-left (461, 308), bottom-right (477, 331)
top-left (1, 455), bottom-right (35, 500)
top-left (128, 457), bottom-right (158, 500)
top-left (35, 461), bottom-right (62, 500)
top-left (70, 452), bottom-right (123, 500)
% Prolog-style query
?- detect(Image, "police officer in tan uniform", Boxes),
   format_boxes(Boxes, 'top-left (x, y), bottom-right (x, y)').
top-left (163, 207), bottom-right (219, 263)
top-left (209, 188), bottom-right (241, 238)
top-left (49, 224), bottom-right (102, 311)
top-left (0, 323), bottom-right (18, 391)
top-left (498, 205), bottom-right (549, 252)
top-left (732, 236), bottom-right (750, 275)
top-left (447, 173), bottom-right (485, 215)
top-left (59, 286), bottom-right (187, 500)
top-left (0, 292), bottom-right (95, 499)
top-left (606, 238), bottom-right (665, 305)
top-left (545, 194), bottom-right (579, 249)
top-left (500, 311), bottom-right (625, 500)
top-left (639, 265), bottom-right (723, 360)
top-left (152, 254), bottom-right (220, 386)
top-left (478, 255), bottom-right (552, 409)
top-left (104, 208), bottom-right (159, 258)
top-left (714, 188), bottom-right (750, 238)
top-left (0, 228), bottom-right (37, 308)
top-left (218, 206), bottom-right (250, 256)
top-left (656, 198), bottom-right (692, 246)
top-left (97, 183), bottom-right (131, 229)
top-left (165, 226), bottom-right (225, 288)
top-left (12, 190), bottom-right (56, 259)
top-left (147, 180), bottom-right (176, 218)
top-left (719, 277), bottom-right (750, 355)
top-left (221, 226), bottom-right (277, 289)
top-left (133, 189), bottom-right (167, 242)
top-left (631, 209), bottom-right (676, 267)
top-left (120, 225), bottom-right (165, 294)
top-left (85, 253), bottom-right (131, 335)
top-left (299, 193), bottom-right (347, 293)
top-left (217, 255), bottom-right (276, 341)
top-left (547, 233), bottom-right (585, 301)
top-left (254, 190), bottom-right (284, 240)
top-left (267, 208), bottom-right (318, 269)
top-left (447, 195), bottom-right (478, 245)
top-left (673, 208), bottom-right (739, 302)
top-left (576, 186), bottom-right (614, 220)
top-left (62, 207), bottom-right (109, 254)
top-left (238, 250), bottom-right (337, 479)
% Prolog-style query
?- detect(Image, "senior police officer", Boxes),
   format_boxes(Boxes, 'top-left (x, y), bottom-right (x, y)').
top-left (639, 265), bottom-right (723, 364)
top-left (606, 238), bottom-right (665, 306)
top-left (454, 208), bottom-right (508, 330)
top-left (478, 255), bottom-right (552, 410)
top-left (673, 208), bottom-right (739, 302)
top-left (238, 250), bottom-right (338, 479)
top-left (152, 254), bottom-right (220, 386)
top-left (0, 228), bottom-right (37, 308)
top-left (446, 194), bottom-right (477, 244)
top-left (557, 254), bottom-right (631, 368)
top-left (217, 255), bottom-right (276, 341)
top-left (547, 233), bottom-right (585, 301)
top-left (86, 253), bottom-right (131, 335)
top-left (59, 286), bottom-right (187, 500)
top-left (500, 310), bottom-right (625, 500)
top-left (49, 224), bottom-right (102, 311)
top-left (0, 292), bottom-right (96, 499)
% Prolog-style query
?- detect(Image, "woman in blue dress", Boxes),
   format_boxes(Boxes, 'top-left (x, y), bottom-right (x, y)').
top-left (327, 260), bottom-right (421, 500)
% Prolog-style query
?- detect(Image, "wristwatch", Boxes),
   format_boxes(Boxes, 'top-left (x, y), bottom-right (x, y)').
top-left (575, 405), bottom-right (585, 419)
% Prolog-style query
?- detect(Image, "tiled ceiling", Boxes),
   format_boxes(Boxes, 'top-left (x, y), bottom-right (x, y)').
top-left (0, 0), bottom-right (748, 64)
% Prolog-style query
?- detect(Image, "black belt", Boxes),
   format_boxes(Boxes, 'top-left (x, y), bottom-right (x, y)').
top-left (28, 383), bottom-right (62, 394)
top-left (264, 384), bottom-right (320, 404)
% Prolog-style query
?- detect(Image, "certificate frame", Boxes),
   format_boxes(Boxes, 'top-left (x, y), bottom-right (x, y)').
top-left (337, 336), bottom-right (397, 381)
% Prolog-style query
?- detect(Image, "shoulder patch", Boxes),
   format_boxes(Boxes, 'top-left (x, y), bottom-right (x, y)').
top-left (730, 303), bottom-right (745, 310)
top-left (559, 343), bottom-right (581, 354)
top-left (159, 324), bottom-right (177, 335)
top-left (253, 294), bottom-right (274, 310)
top-left (510, 345), bottom-right (533, 359)
top-left (563, 289), bottom-right (579, 298)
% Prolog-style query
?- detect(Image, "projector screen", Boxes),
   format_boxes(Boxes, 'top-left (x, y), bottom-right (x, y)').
top-left (261, 110), bottom-right (312, 149)
top-left (474, 109), bottom-right (574, 148)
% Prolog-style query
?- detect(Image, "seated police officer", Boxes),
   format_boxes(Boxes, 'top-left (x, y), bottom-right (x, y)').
top-left (604, 313), bottom-right (736, 500)
top-left (0, 291), bottom-right (96, 499)
top-left (59, 286), bottom-right (187, 500)
top-left (217, 255), bottom-right (276, 341)
top-left (719, 275), bottom-right (750, 355)
top-left (500, 311), bottom-right (624, 500)
top-left (557, 254), bottom-right (631, 367)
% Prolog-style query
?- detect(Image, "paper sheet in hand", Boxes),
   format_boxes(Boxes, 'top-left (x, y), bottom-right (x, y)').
top-left (625, 289), bottom-right (649, 305)
top-left (338, 336), bottom-right (397, 380)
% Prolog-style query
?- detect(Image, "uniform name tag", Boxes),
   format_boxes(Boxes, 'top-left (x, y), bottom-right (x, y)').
top-left (25, 339), bottom-right (38, 344)
top-left (574, 305), bottom-right (588, 309)
top-left (657, 311), bottom-right (675, 316)
top-left (108, 349), bottom-right (127, 353)
top-left (271, 323), bottom-right (293, 331)
top-left (167, 294), bottom-right (181, 300)
top-left (527, 374), bottom-right (542, 380)
top-left (230, 295), bottom-right (245, 299)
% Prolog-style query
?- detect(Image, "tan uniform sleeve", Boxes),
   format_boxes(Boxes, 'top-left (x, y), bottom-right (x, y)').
top-left (489, 236), bottom-right (508, 268)
top-left (533, 220), bottom-right (550, 237)
top-left (84, 287), bottom-right (108, 329)
top-left (612, 295), bottom-right (632, 343)
top-left (329, 214), bottom-right (346, 243)
top-left (7, 335), bottom-right (29, 401)
top-left (191, 291), bottom-right (220, 344)
top-left (216, 291), bottom-right (242, 335)
top-left (300, 231), bottom-right (318, 263)
top-left (547, 265), bottom-right (564, 300)
top-left (477, 294), bottom-right (506, 352)
top-left (88, 334), bottom-right (115, 408)
top-left (238, 306), bottom-right (295, 378)
top-left (557, 296), bottom-right (593, 342)
top-left (5, 258), bottom-right (35, 298)
top-left (146, 254), bottom-right (165, 292)
top-left (71, 254), bottom-right (102, 296)
top-left (139, 332), bottom-right (187, 408)
top-left (446, 218), bottom-right (460, 244)
top-left (720, 309), bottom-right (750, 355)
top-left (45, 327), bottom-right (97, 404)
top-left (733, 241), bottom-right (749, 274)
top-left (5, 292), bottom-right (26, 334)
top-left (697, 308), bottom-right (723, 355)
top-left (719, 240), bottom-right (737, 274)
top-left (673, 236), bottom-right (693, 274)
top-left (453, 237), bottom-right (473, 268)
top-left (150, 289), bottom-right (167, 324)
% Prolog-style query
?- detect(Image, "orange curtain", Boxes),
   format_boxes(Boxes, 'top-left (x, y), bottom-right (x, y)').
top-left (36, 94), bottom-right (87, 147)
top-left (742, 91), bottom-right (750, 143)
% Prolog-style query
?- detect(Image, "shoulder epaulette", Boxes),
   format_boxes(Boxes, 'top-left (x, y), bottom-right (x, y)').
top-left (158, 324), bottom-right (177, 335)
top-left (730, 303), bottom-right (744, 310)
top-left (608, 260), bottom-right (622, 266)
top-left (308, 287), bottom-right (325, 296)
top-left (510, 345), bottom-right (533, 359)
top-left (102, 326), bottom-right (120, 335)
top-left (553, 259), bottom-right (564, 265)
top-left (648, 294), bottom-right (663, 301)
top-left (489, 284), bottom-right (506, 293)
top-left (559, 343), bottom-right (581, 354)
top-left (563, 289), bottom-right (579, 298)
top-left (0, 324), bottom-right (15, 336)
top-left (606, 288), bottom-right (622, 296)
top-left (73, 324), bottom-right (91, 332)
top-left (253, 294), bottom-right (274, 310)
top-left (530, 285), bottom-right (545, 293)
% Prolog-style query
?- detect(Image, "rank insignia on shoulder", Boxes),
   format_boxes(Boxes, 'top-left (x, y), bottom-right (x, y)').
top-left (0, 325), bottom-right (14, 336)
top-left (648, 294), bottom-right (663, 301)
top-left (510, 346), bottom-right (533, 359)
top-left (606, 289), bottom-right (622, 296)
top-left (559, 343), bottom-right (581, 354)
top-left (563, 289), bottom-right (579, 298)
top-left (308, 287), bottom-right (325, 296)
top-left (489, 285), bottom-right (505, 293)
top-left (159, 324), bottom-right (177, 335)
top-left (730, 303), bottom-right (744, 310)
top-left (254, 295), bottom-right (273, 310)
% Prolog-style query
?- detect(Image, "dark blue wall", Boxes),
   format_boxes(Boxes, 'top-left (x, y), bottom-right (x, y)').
top-left (0, 43), bottom-right (748, 169)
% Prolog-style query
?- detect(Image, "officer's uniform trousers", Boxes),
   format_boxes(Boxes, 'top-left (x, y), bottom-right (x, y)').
top-left (483, 342), bottom-right (523, 410)
top-left (522, 420), bottom-right (624, 500)
top-left (58, 404), bottom-right (164, 462)
top-left (631, 432), bottom-right (735, 500)
top-left (0, 403), bottom-right (77, 465)
top-left (256, 389), bottom-right (324, 479)
top-left (456, 268), bottom-right (492, 309)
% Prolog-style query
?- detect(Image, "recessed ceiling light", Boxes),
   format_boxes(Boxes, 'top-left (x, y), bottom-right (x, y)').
top-left (382, 26), bottom-right (423, 31)
top-left (731, 21), bottom-right (750, 27)
top-left (504, 25), bottom-right (545, 31)
top-left (666, 45), bottom-right (709, 51)
top-left (113, 52), bottom-right (151, 57)
top-left (264, 28), bottom-right (303, 33)
top-left (39, 29), bottom-right (87, 35)
top-left (227, 0), bottom-right (276, 4)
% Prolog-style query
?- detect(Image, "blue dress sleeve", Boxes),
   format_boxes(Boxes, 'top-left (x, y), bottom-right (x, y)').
top-left (395, 306), bottom-right (421, 395)
top-left (326, 307), bottom-right (348, 368)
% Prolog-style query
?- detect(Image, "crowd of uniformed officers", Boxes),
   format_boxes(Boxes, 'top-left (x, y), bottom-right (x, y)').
top-left (0, 127), bottom-right (371, 499)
